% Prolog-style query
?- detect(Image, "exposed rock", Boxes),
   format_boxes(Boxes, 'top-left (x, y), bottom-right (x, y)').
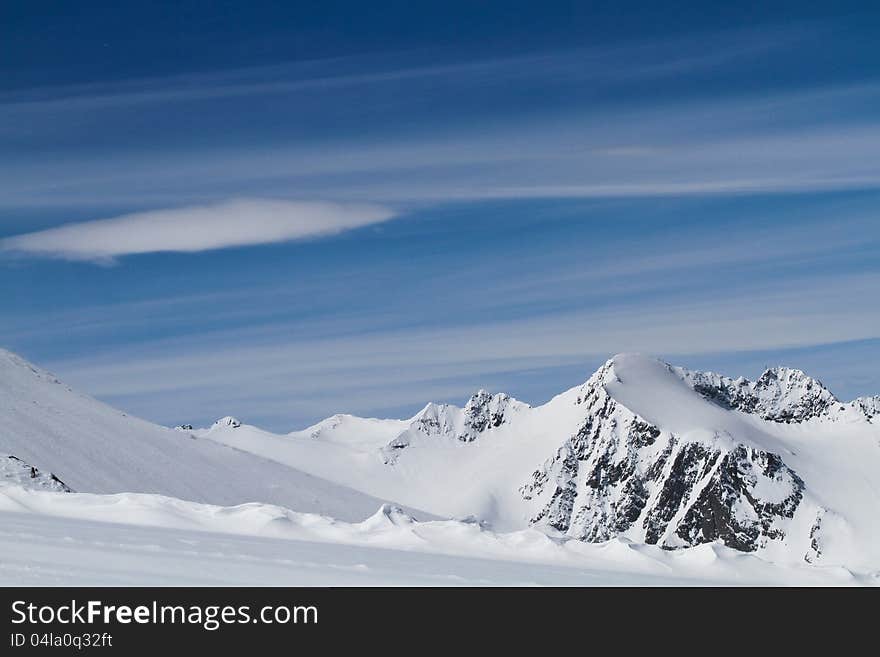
top-left (850, 396), bottom-right (880, 423)
top-left (805, 507), bottom-right (826, 563)
top-left (522, 360), bottom-right (805, 552)
top-left (1, 455), bottom-right (72, 492)
top-left (673, 446), bottom-right (803, 551)
top-left (382, 390), bottom-right (527, 463)
top-left (212, 416), bottom-right (242, 429)
top-left (460, 390), bottom-right (521, 442)
top-left (676, 365), bottom-right (839, 422)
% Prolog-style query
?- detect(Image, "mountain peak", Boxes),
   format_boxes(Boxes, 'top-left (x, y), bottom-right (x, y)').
top-left (757, 366), bottom-right (826, 388)
top-left (464, 389), bottom-right (492, 407)
top-left (525, 354), bottom-right (811, 553)
top-left (462, 389), bottom-right (524, 439)
top-left (588, 353), bottom-right (664, 387)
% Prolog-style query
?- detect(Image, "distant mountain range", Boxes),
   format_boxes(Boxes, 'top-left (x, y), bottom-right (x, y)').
top-left (2, 347), bottom-right (878, 572)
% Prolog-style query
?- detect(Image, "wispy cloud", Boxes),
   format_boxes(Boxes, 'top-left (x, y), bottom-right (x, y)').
top-left (4, 18), bottom-right (878, 430)
top-left (4, 83), bottom-right (880, 212)
top-left (0, 24), bottom-right (808, 113)
top-left (38, 270), bottom-right (880, 429)
top-left (0, 22), bottom-right (852, 213)
top-left (0, 199), bottom-right (395, 262)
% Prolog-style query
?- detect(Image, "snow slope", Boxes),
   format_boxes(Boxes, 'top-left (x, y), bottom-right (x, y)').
top-left (0, 348), bottom-right (417, 520)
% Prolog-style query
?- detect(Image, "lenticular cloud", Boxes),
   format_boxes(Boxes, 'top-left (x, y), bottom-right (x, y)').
top-left (0, 199), bottom-right (396, 262)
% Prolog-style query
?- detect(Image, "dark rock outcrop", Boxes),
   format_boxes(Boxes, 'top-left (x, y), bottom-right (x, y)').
top-left (676, 366), bottom-right (838, 423)
top-left (521, 362), bottom-right (805, 552)
top-left (2, 455), bottom-right (72, 492)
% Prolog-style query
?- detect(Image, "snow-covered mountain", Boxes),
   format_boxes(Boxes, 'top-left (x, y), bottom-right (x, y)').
top-left (522, 358), bottom-right (808, 552)
top-left (196, 353), bottom-right (880, 571)
top-left (2, 347), bottom-right (878, 577)
top-left (382, 390), bottom-right (528, 463)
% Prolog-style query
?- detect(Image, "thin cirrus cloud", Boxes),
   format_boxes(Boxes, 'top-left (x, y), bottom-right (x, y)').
top-left (0, 24), bottom-right (806, 114)
top-left (0, 199), bottom-right (396, 262)
top-left (40, 269), bottom-right (880, 429)
top-left (4, 82), bottom-right (880, 212)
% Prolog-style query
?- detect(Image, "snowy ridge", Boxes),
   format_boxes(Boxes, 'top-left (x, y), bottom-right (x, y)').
top-left (290, 413), bottom-right (409, 450)
top-left (0, 348), bottom-right (421, 520)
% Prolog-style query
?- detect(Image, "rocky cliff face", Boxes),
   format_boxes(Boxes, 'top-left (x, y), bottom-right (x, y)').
top-left (520, 361), bottom-right (805, 552)
top-left (459, 390), bottom-right (524, 442)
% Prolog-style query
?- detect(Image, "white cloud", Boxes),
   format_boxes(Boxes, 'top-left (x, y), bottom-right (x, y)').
top-left (0, 199), bottom-right (396, 261)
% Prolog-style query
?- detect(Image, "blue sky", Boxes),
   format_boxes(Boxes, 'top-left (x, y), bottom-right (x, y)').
top-left (2, 2), bottom-right (879, 430)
